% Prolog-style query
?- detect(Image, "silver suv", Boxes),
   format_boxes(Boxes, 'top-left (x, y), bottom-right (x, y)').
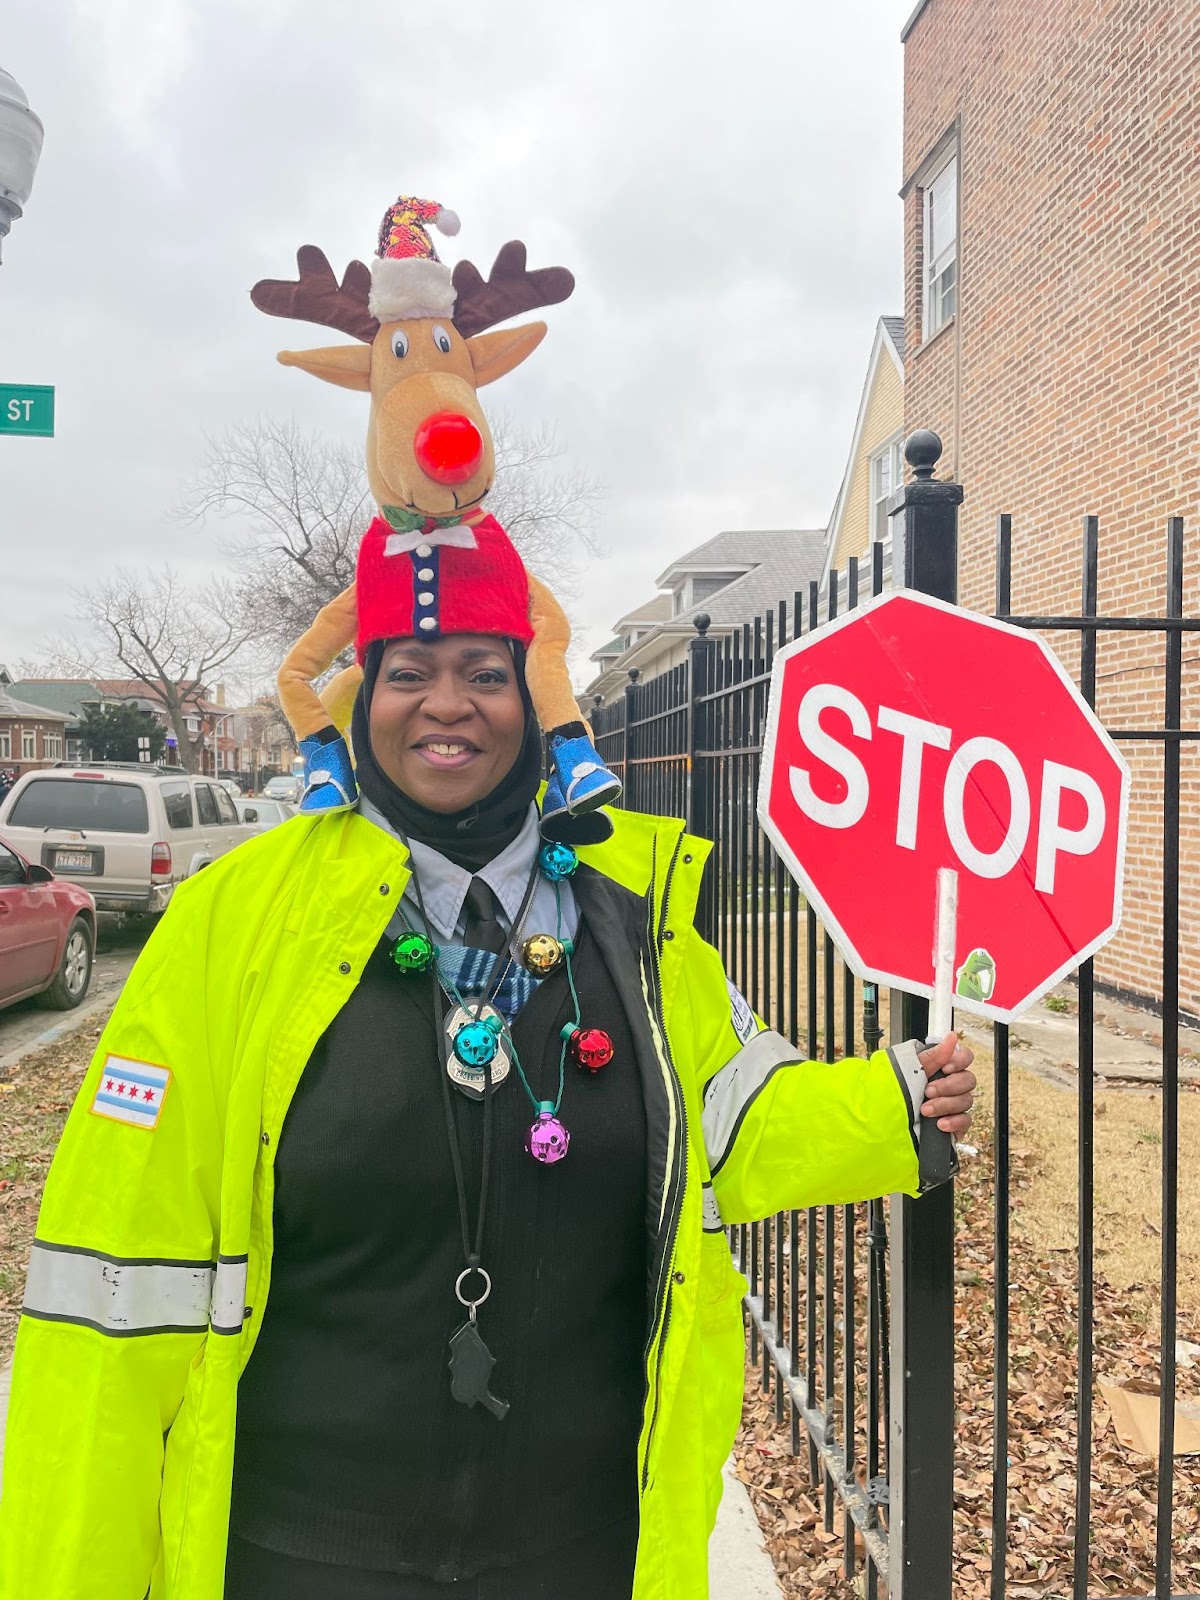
top-left (0, 762), bottom-right (255, 914)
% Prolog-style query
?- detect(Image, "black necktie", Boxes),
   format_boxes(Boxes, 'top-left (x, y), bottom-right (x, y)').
top-left (463, 876), bottom-right (507, 954)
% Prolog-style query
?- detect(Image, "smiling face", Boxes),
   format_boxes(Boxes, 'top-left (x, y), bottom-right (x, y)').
top-left (368, 633), bottom-right (527, 812)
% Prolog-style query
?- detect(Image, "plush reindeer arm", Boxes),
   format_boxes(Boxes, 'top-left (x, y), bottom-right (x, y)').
top-left (318, 664), bottom-right (365, 734)
top-left (278, 586), bottom-right (361, 740)
top-left (525, 574), bottom-right (584, 732)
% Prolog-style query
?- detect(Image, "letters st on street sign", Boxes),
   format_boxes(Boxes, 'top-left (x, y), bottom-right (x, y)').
top-left (0, 383), bottom-right (54, 437)
top-left (757, 590), bottom-right (1131, 1023)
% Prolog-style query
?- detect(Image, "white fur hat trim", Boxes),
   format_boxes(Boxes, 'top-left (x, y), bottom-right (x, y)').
top-left (369, 256), bottom-right (457, 323)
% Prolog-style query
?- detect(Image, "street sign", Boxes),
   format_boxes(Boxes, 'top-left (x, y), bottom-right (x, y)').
top-left (758, 589), bottom-right (1130, 1022)
top-left (0, 383), bottom-right (54, 437)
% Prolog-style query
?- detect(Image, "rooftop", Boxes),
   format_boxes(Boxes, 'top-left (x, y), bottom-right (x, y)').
top-left (0, 688), bottom-right (70, 723)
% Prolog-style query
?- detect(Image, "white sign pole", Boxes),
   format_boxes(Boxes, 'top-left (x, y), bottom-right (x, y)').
top-left (922, 865), bottom-right (960, 1188)
top-left (928, 866), bottom-right (959, 1044)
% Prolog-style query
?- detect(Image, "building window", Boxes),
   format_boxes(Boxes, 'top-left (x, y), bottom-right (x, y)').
top-left (0, 732), bottom-right (10, 759)
top-left (870, 436), bottom-right (905, 551)
top-left (44, 734), bottom-right (62, 760)
top-left (186, 716), bottom-right (201, 734)
top-left (923, 155), bottom-right (957, 339)
top-left (21, 730), bottom-right (35, 760)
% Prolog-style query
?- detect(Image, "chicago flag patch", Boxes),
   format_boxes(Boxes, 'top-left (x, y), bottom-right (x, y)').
top-left (89, 1055), bottom-right (171, 1130)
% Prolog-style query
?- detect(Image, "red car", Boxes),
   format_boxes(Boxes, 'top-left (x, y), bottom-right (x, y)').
top-left (0, 832), bottom-right (96, 1012)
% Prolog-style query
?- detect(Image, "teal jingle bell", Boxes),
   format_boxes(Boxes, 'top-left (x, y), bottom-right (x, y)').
top-left (453, 1013), bottom-right (504, 1068)
top-left (393, 931), bottom-right (435, 973)
top-left (538, 841), bottom-right (579, 882)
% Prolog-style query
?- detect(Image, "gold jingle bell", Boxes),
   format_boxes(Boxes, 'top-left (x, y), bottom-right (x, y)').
top-left (521, 933), bottom-right (566, 977)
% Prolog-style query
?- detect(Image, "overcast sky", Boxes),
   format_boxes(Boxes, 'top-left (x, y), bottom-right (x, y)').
top-left (1, 0), bottom-right (910, 686)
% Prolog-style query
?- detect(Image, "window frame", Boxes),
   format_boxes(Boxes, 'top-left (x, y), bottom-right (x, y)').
top-left (160, 780), bottom-right (195, 831)
top-left (923, 153), bottom-right (958, 341)
top-left (194, 782), bottom-right (220, 827)
top-left (20, 730), bottom-right (35, 760)
top-left (0, 731), bottom-right (10, 759)
top-left (213, 784), bottom-right (238, 825)
top-left (0, 842), bottom-right (25, 887)
top-left (869, 435), bottom-right (905, 555)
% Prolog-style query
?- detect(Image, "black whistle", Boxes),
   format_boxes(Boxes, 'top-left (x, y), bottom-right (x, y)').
top-left (448, 1321), bottom-right (510, 1421)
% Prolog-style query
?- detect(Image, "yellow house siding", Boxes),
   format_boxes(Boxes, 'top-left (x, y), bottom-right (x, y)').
top-left (832, 356), bottom-right (904, 570)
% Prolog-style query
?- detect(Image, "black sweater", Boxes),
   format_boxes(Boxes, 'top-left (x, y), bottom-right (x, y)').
top-left (229, 881), bottom-right (650, 1580)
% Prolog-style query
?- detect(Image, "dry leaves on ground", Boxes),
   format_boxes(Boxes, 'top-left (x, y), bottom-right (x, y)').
top-left (731, 1084), bottom-right (1200, 1600)
top-left (0, 1012), bottom-right (110, 1361)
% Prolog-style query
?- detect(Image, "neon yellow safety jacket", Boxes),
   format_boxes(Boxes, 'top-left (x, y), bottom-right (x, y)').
top-left (0, 805), bottom-right (929, 1600)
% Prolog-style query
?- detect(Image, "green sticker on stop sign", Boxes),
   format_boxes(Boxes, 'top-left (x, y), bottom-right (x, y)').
top-left (0, 383), bottom-right (54, 437)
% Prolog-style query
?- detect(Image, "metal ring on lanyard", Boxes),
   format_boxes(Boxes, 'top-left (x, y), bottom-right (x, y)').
top-left (455, 1264), bottom-right (493, 1321)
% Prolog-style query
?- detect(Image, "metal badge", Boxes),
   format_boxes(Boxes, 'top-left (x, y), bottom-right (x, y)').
top-left (444, 1003), bottom-right (511, 1100)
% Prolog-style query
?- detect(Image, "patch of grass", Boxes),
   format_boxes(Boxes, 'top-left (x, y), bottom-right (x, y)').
top-left (969, 1041), bottom-right (1200, 1325)
top-left (1043, 993), bottom-right (1073, 1013)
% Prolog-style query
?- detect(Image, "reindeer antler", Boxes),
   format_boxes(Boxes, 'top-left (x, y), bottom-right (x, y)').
top-left (251, 245), bottom-right (380, 343)
top-left (451, 241), bottom-right (575, 339)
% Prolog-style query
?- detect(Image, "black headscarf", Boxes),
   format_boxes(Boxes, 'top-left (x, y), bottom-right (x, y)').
top-left (352, 638), bottom-right (544, 871)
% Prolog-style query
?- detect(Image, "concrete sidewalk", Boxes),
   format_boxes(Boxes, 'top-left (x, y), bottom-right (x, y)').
top-left (0, 1357), bottom-right (781, 1594)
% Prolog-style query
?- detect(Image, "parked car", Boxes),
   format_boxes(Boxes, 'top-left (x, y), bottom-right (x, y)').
top-left (0, 763), bottom-right (256, 916)
top-left (0, 833), bottom-right (96, 1011)
top-left (217, 777), bottom-right (243, 798)
top-left (235, 798), bottom-right (296, 834)
top-left (262, 775), bottom-right (303, 804)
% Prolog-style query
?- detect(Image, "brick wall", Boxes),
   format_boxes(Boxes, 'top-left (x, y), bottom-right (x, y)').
top-left (902, 0), bottom-right (1200, 1013)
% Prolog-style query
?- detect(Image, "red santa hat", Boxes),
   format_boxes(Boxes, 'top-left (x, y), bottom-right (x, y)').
top-left (354, 512), bottom-right (534, 662)
top-left (368, 193), bottom-right (461, 324)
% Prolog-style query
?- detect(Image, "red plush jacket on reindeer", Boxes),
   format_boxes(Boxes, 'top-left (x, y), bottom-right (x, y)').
top-left (355, 513), bottom-right (534, 661)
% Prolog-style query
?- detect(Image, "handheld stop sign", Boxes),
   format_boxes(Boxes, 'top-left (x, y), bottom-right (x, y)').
top-left (757, 591), bottom-right (1130, 1168)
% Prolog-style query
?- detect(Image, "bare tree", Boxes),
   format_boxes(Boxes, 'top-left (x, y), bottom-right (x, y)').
top-left (75, 568), bottom-right (252, 772)
top-left (176, 414), bottom-right (604, 658)
top-left (485, 411), bottom-right (605, 597)
top-left (176, 418), bottom-right (371, 660)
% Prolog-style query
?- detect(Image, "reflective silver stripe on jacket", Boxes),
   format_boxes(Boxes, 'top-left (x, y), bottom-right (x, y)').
top-left (210, 1255), bottom-right (248, 1335)
top-left (22, 1240), bottom-right (214, 1337)
top-left (702, 1030), bottom-right (802, 1178)
top-left (886, 1038), bottom-right (926, 1151)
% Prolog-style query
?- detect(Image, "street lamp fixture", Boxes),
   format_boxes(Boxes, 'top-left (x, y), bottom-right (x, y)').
top-left (0, 67), bottom-right (43, 264)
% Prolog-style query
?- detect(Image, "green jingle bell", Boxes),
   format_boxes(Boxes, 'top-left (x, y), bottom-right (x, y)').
top-left (521, 933), bottom-right (566, 977)
top-left (393, 931), bottom-right (436, 973)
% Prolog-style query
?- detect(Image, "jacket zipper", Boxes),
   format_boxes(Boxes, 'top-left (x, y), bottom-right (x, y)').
top-left (641, 831), bottom-right (688, 1493)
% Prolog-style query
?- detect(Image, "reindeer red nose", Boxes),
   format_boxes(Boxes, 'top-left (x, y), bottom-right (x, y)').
top-left (413, 411), bottom-right (484, 485)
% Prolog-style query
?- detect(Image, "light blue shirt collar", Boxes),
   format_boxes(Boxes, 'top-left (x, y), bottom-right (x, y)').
top-left (359, 798), bottom-right (577, 947)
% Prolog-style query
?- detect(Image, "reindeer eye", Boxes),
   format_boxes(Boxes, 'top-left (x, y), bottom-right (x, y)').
top-left (390, 329), bottom-right (410, 359)
top-left (432, 324), bottom-right (452, 355)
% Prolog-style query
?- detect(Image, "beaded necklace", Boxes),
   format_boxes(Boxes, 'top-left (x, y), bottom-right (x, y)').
top-left (388, 837), bottom-right (614, 1420)
top-left (392, 839), bottom-right (613, 1165)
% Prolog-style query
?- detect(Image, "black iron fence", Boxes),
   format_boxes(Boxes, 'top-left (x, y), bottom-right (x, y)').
top-left (589, 435), bottom-right (1194, 1600)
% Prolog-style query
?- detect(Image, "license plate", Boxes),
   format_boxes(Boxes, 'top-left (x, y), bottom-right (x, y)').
top-left (54, 850), bottom-right (95, 872)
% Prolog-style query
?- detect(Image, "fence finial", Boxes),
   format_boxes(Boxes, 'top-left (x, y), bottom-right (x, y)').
top-left (627, 667), bottom-right (640, 684)
top-left (693, 612), bottom-right (711, 636)
top-left (904, 429), bottom-right (943, 481)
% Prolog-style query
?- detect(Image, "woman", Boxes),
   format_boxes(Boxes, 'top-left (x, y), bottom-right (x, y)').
top-left (0, 610), bottom-right (975, 1599)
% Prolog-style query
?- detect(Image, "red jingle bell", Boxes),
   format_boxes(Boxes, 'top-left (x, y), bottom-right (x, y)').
top-left (568, 1026), bottom-right (614, 1073)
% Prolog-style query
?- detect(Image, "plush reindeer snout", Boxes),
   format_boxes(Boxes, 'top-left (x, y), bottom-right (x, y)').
top-left (414, 410), bottom-right (484, 485)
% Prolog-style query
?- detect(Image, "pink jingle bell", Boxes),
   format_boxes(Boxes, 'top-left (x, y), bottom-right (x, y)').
top-left (526, 1105), bottom-right (570, 1165)
top-left (567, 1026), bottom-right (614, 1073)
